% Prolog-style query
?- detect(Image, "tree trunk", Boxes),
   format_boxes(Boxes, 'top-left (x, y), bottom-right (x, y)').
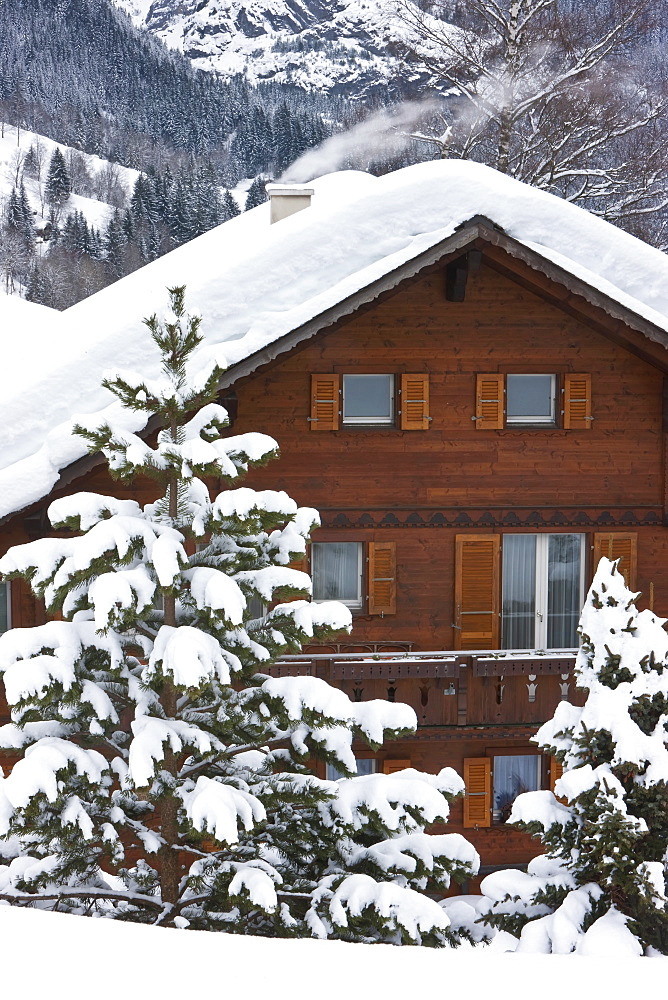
top-left (158, 466), bottom-right (181, 910)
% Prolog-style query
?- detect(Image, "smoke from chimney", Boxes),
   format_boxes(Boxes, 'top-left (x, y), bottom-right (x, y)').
top-left (280, 98), bottom-right (441, 184)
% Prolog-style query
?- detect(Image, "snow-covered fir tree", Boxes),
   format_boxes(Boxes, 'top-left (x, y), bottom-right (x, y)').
top-left (480, 558), bottom-right (668, 955)
top-left (45, 148), bottom-right (72, 219)
top-left (0, 287), bottom-right (478, 940)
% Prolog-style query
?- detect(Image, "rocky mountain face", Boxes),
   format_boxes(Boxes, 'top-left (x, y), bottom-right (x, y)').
top-left (112, 0), bottom-right (426, 96)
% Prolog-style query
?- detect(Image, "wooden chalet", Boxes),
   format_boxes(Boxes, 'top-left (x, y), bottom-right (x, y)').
top-left (2, 161), bottom-right (668, 885)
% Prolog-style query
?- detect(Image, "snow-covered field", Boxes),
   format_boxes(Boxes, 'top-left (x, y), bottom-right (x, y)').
top-left (1, 904), bottom-right (665, 999)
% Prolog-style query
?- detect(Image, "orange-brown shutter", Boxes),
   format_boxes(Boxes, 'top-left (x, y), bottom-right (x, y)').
top-left (382, 758), bottom-right (412, 774)
top-left (549, 757), bottom-right (567, 804)
top-left (592, 533), bottom-right (637, 590)
top-left (400, 374), bottom-right (430, 430)
top-left (368, 541), bottom-right (396, 616)
top-left (475, 374), bottom-right (504, 429)
top-left (454, 535), bottom-right (500, 649)
top-left (563, 373), bottom-right (592, 429)
top-left (549, 756), bottom-right (563, 792)
top-left (463, 757), bottom-right (492, 828)
top-left (309, 374), bottom-right (340, 431)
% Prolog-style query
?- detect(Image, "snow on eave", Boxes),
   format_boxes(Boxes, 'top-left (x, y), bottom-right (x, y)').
top-left (1, 159), bottom-right (668, 525)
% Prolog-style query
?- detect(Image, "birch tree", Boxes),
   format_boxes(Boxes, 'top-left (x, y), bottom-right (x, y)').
top-left (395, 0), bottom-right (668, 245)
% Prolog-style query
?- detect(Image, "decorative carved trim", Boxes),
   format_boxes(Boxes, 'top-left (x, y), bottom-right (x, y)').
top-left (323, 508), bottom-right (661, 529)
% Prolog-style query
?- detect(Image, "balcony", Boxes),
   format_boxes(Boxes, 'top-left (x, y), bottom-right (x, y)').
top-left (269, 644), bottom-right (578, 728)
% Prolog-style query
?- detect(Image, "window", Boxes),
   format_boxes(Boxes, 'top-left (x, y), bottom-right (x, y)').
top-left (454, 532), bottom-right (598, 651)
top-left (312, 542), bottom-right (363, 607)
top-left (310, 374), bottom-right (430, 431)
top-left (492, 754), bottom-right (541, 822)
top-left (0, 581), bottom-right (9, 633)
top-left (342, 374), bottom-right (394, 425)
top-left (246, 594), bottom-right (266, 619)
top-left (310, 541), bottom-right (396, 615)
top-left (474, 373), bottom-right (591, 429)
top-left (326, 758), bottom-right (377, 780)
top-left (502, 534), bottom-right (585, 649)
top-left (463, 754), bottom-right (544, 827)
top-left (506, 374), bottom-right (555, 425)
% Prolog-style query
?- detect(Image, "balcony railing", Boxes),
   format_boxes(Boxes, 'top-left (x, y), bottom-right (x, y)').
top-left (271, 644), bottom-right (577, 679)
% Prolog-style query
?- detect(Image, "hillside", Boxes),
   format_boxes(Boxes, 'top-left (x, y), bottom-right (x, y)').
top-left (0, 0), bottom-right (347, 175)
top-left (112, 0), bottom-right (431, 95)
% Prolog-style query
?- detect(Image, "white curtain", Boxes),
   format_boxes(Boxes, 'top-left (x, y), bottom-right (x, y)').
top-left (502, 535), bottom-right (536, 648)
top-left (312, 543), bottom-right (359, 602)
top-left (547, 533), bottom-right (582, 647)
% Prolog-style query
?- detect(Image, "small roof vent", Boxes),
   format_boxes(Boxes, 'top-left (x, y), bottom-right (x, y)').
top-left (265, 184), bottom-right (314, 225)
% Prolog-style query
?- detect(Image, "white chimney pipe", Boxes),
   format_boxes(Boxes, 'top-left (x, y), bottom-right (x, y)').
top-left (265, 184), bottom-right (314, 224)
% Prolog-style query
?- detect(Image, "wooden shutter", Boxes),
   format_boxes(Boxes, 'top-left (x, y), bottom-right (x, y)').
top-left (454, 535), bottom-right (500, 649)
top-left (382, 758), bottom-right (411, 774)
top-left (400, 374), bottom-right (430, 430)
top-left (309, 374), bottom-right (340, 431)
top-left (549, 757), bottom-right (567, 804)
top-left (592, 533), bottom-right (637, 589)
top-left (563, 373), bottom-right (592, 429)
top-left (463, 757), bottom-right (492, 828)
top-left (549, 757), bottom-right (563, 792)
top-left (368, 541), bottom-right (396, 615)
top-left (475, 374), bottom-right (504, 429)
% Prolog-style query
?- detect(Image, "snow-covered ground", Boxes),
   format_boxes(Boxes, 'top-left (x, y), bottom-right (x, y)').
top-left (0, 124), bottom-right (139, 236)
top-left (0, 904), bottom-right (665, 999)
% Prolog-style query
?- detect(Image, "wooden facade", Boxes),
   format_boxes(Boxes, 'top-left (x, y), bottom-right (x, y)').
top-left (2, 222), bottom-right (668, 884)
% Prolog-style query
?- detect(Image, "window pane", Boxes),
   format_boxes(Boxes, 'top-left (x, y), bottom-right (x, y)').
top-left (507, 375), bottom-right (554, 422)
top-left (0, 582), bottom-right (8, 633)
top-left (493, 755), bottom-right (541, 821)
top-left (547, 534), bottom-right (583, 647)
top-left (312, 543), bottom-right (361, 604)
top-left (326, 758), bottom-right (376, 780)
top-left (502, 535), bottom-right (536, 648)
top-left (246, 595), bottom-right (265, 619)
top-left (343, 375), bottom-right (392, 422)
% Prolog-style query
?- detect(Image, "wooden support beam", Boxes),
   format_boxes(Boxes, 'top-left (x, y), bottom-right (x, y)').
top-left (457, 663), bottom-right (468, 726)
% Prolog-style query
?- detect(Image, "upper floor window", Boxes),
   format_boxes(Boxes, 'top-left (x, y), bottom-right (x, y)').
top-left (506, 374), bottom-right (556, 425)
top-left (312, 541), bottom-right (363, 608)
top-left (310, 374), bottom-right (430, 431)
top-left (475, 373), bottom-right (591, 430)
top-left (342, 374), bottom-right (394, 425)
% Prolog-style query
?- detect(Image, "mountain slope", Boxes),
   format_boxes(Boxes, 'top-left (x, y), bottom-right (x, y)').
top-left (113, 0), bottom-right (427, 94)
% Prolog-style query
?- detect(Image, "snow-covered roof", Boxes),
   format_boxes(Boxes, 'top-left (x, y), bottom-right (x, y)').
top-left (3, 158), bottom-right (668, 522)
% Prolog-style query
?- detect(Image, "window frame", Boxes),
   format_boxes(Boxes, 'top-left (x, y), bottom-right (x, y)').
top-left (311, 541), bottom-right (364, 609)
top-left (342, 373), bottom-right (395, 426)
top-left (501, 532), bottom-right (586, 651)
top-left (505, 373), bottom-right (557, 426)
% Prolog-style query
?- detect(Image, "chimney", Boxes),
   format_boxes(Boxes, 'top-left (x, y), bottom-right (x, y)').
top-left (265, 184), bottom-right (314, 225)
